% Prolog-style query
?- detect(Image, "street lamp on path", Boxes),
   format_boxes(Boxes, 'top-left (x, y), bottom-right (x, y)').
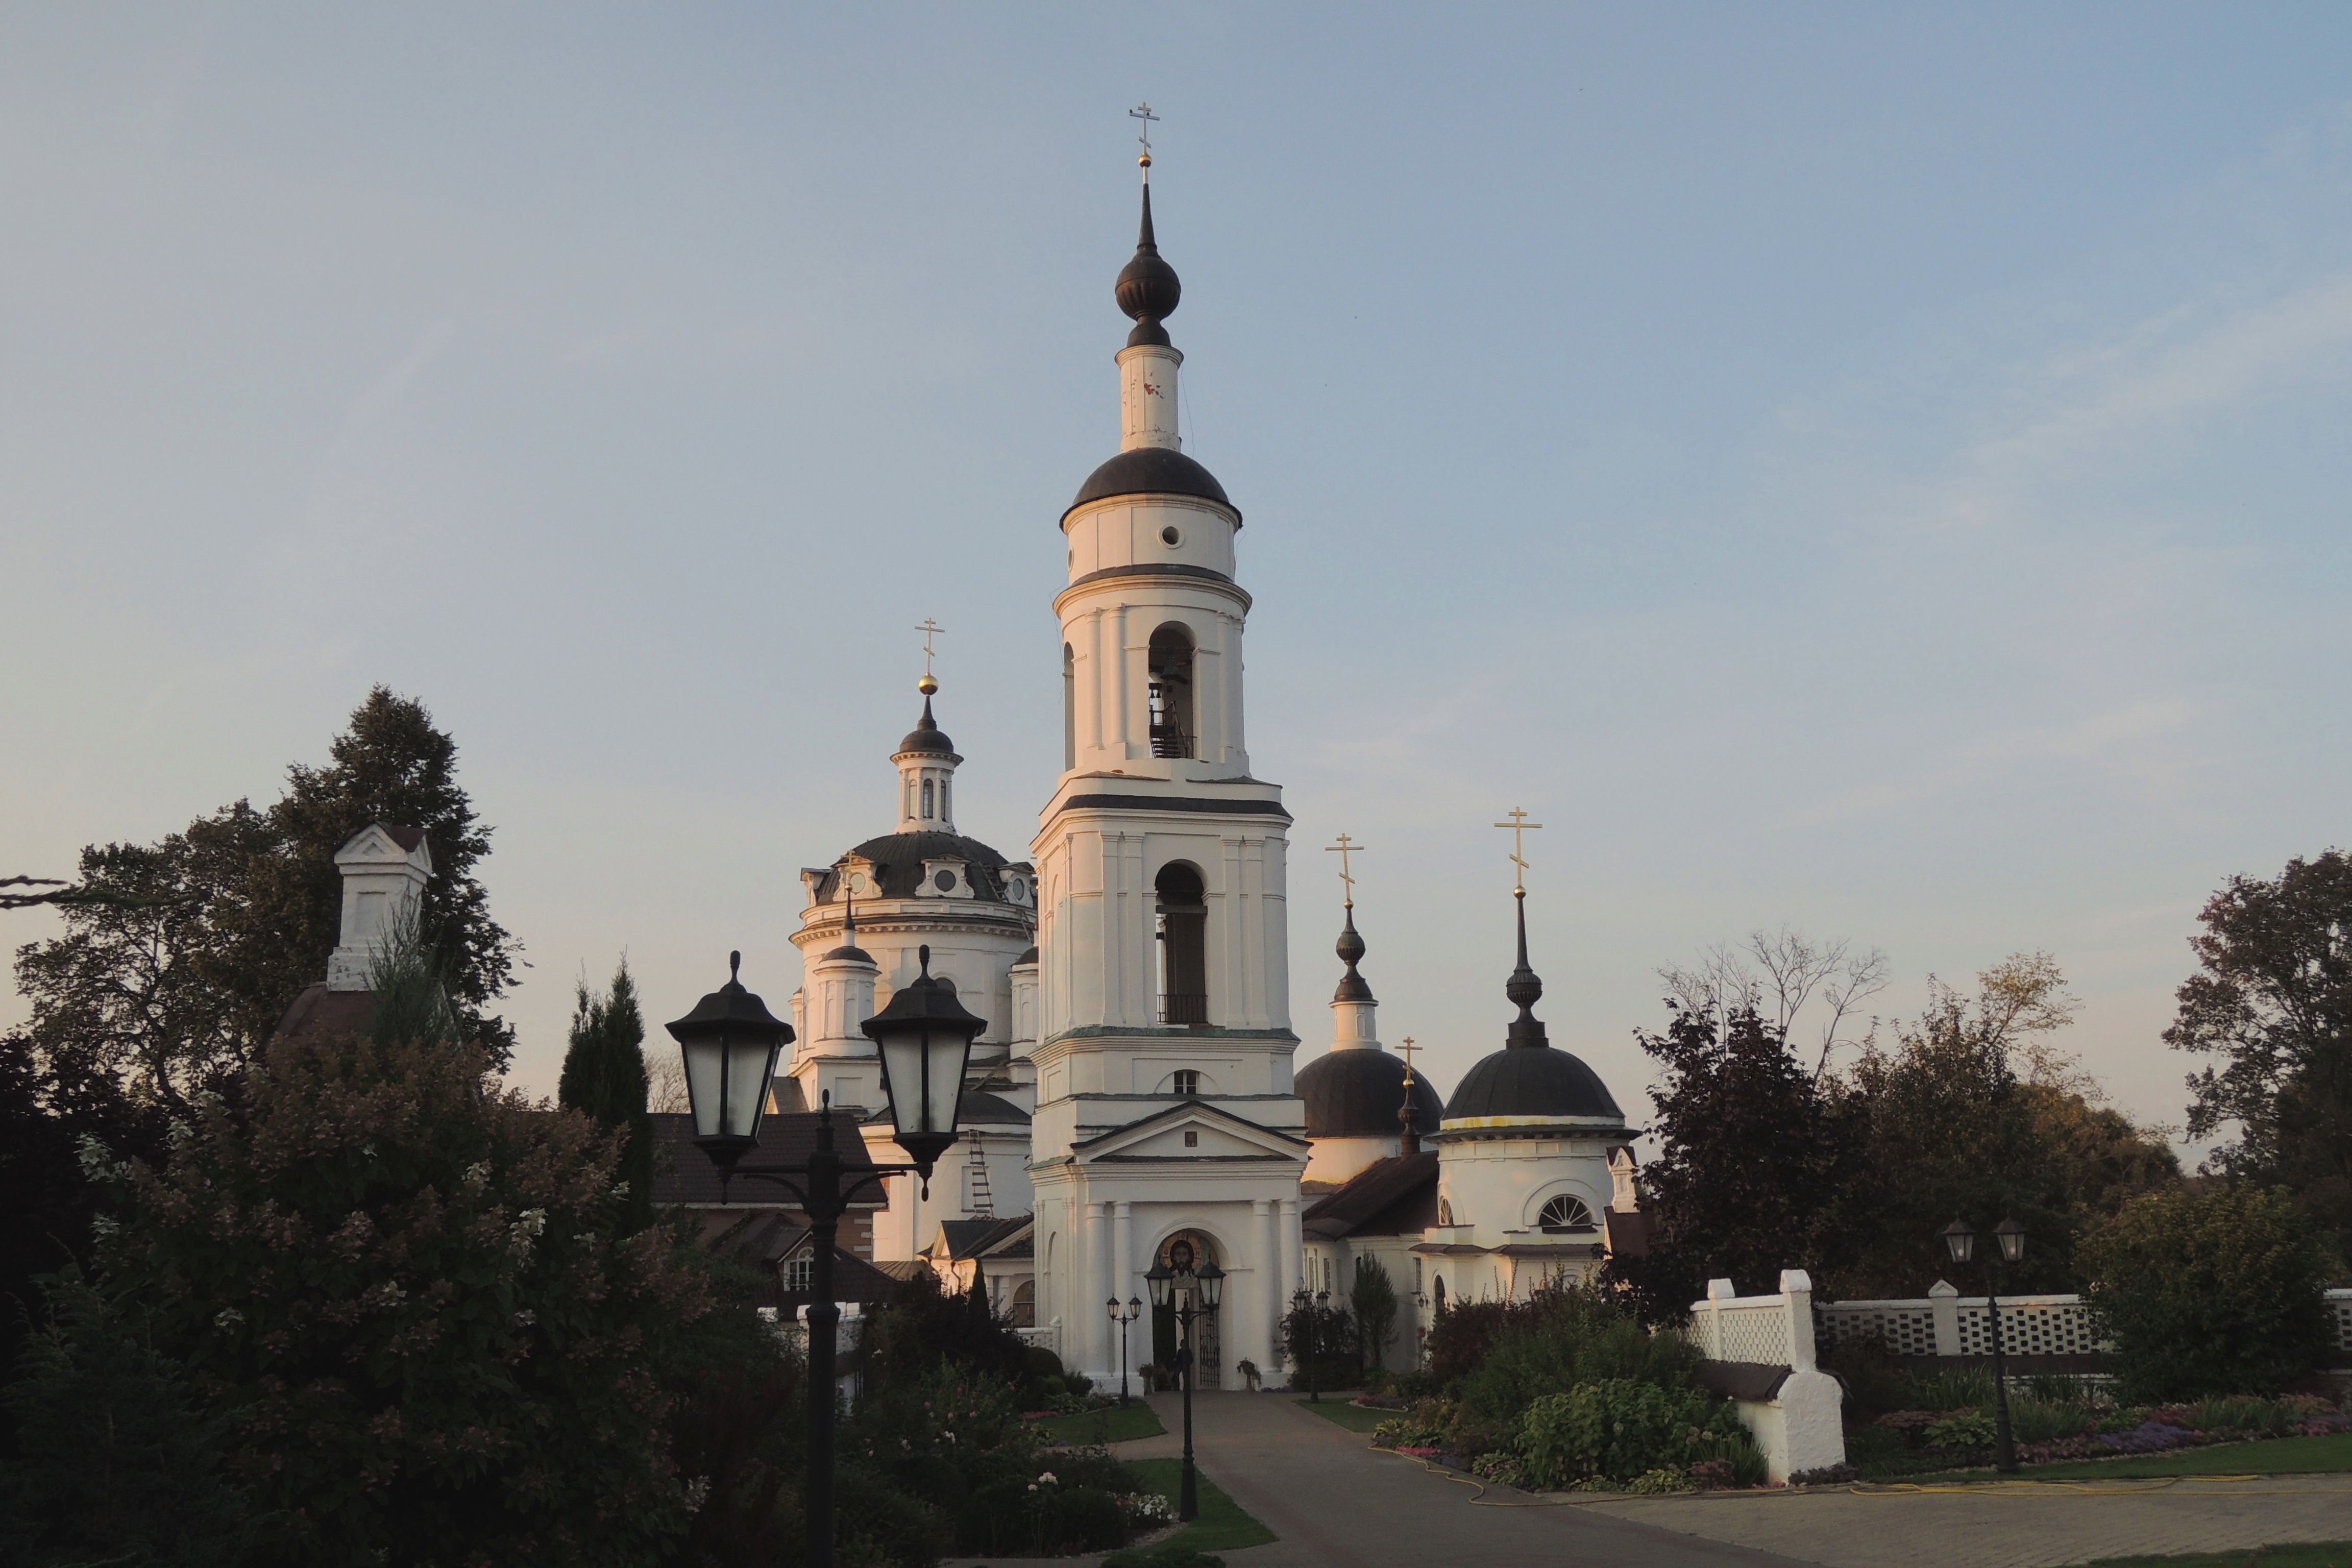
top-left (1942, 1217), bottom-right (2028, 1476)
top-left (1107, 1295), bottom-right (1143, 1406)
top-left (669, 948), bottom-right (986, 1568)
top-left (1146, 1253), bottom-right (1223, 1521)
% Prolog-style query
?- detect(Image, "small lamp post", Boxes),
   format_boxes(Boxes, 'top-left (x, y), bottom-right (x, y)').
top-left (670, 948), bottom-right (985, 1568)
top-left (1942, 1216), bottom-right (2027, 1475)
top-left (1146, 1253), bottom-right (1223, 1520)
top-left (1107, 1294), bottom-right (1143, 1406)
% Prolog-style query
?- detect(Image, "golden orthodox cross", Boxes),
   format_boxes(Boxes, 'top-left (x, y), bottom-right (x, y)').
top-left (1325, 832), bottom-right (1365, 907)
top-left (1130, 102), bottom-right (1159, 160)
top-left (1493, 808), bottom-right (1543, 893)
top-left (1399, 1035), bottom-right (1419, 1087)
top-left (913, 619), bottom-right (947, 679)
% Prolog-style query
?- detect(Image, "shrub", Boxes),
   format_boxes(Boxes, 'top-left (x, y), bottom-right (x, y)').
top-left (2084, 1184), bottom-right (2333, 1400)
top-left (1513, 1380), bottom-right (1755, 1489)
top-left (1922, 1409), bottom-right (1996, 1451)
top-left (1067, 1369), bottom-right (1095, 1400)
top-left (836, 1465), bottom-right (951, 1568)
top-left (1457, 1291), bottom-right (1701, 1432)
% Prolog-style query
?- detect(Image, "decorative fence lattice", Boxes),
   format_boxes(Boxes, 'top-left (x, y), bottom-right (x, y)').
top-left (1815, 1302), bottom-right (1939, 1357)
top-left (2330, 1292), bottom-right (2352, 1353)
top-left (1702, 1304), bottom-right (1793, 1366)
top-left (1954, 1298), bottom-right (2102, 1356)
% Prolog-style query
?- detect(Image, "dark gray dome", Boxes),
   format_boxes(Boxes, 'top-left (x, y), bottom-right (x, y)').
top-left (1299, 1048), bottom-right (1447, 1140)
top-left (1066, 447), bottom-right (1235, 521)
top-left (1443, 1046), bottom-right (1624, 1125)
top-left (820, 830), bottom-right (1016, 903)
top-left (896, 696), bottom-right (957, 757)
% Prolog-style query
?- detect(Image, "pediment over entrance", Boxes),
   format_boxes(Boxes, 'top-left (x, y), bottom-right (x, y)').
top-left (1072, 1100), bottom-right (1308, 1165)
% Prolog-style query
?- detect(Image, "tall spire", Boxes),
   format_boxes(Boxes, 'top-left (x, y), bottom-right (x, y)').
top-left (1504, 888), bottom-right (1548, 1049)
top-left (1115, 115), bottom-right (1181, 348)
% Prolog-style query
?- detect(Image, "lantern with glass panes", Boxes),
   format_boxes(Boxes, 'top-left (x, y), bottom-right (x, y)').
top-left (1941, 1217), bottom-right (2027, 1474)
top-left (667, 947), bottom-right (986, 1568)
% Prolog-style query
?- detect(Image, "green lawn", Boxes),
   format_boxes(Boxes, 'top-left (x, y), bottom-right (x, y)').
top-left (1124, 1457), bottom-right (1278, 1555)
top-left (1291, 1395), bottom-right (1389, 1434)
top-left (1913, 1433), bottom-right (2352, 1484)
top-left (2077, 1546), bottom-right (2352, 1568)
top-left (1029, 1401), bottom-right (1167, 1446)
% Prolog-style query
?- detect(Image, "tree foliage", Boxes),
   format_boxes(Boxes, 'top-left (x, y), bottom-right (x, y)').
top-left (1608, 1004), bottom-right (1869, 1319)
top-left (7, 688), bottom-right (520, 1104)
top-left (0, 1273), bottom-right (250, 1568)
top-left (96, 1030), bottom-right (705, 1567)
top-left (2083, 1184), bottom-right (2333, 1400)
top-left (1350, 1255), bottom-right (1400, 1371)
top-left (2168, 850), bottom-right (2352, 1251)
top-left (560, 959), bottom-right (654, 1235)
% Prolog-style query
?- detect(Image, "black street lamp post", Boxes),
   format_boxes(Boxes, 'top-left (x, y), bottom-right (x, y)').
top-left (668, 948), bottom-right (986, 1568)
top-left (1107, 1295), bottom-right (1143, 1406)
top-left (1145, 1255), bottom-right (1224, 1521)
top-left (1942, 1217), bottom-right (2028, 1475)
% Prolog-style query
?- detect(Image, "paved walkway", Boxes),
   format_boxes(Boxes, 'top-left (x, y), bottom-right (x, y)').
top-left (944, 1391), bottom-right (2352, 1568)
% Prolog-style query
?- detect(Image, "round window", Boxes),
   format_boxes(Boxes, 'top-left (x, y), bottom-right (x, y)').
top-left (1161, 525), bottom-right (1181, 547)
top-left (934, 870), bottom-right (957, 891)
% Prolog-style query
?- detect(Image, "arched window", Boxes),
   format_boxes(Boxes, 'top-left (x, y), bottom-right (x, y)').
top-left (939, 778), bottom-right (950, 823)
top-left (1011, 1280), bottom-right (1036, 1328)
top-left (1172, 1069), bottom-right (1200, 1096)
top-left (1155, 863), bottom-right (1208, 1025)
top-left (1433, 1275), bottom-right (1447, 1314)
top-left (1437, 1195), bottom-right (1455, 1227)
top-left (1063, 643), bottom-right (1076, 770)
top-left (921, 778), bottom-right (934, 819)
top-left (1147, 623), bottom-right (1195, 758)
top-left (906, 777), bottom-right (917, 820)
top-left (1538, 1195), bottom-right (1597, 1233)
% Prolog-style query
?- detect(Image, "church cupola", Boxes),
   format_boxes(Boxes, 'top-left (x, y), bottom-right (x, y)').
top-left (894, 672), bottom-right (963, 832)
top-left (1440, 870), bottom-right (1627, 1132)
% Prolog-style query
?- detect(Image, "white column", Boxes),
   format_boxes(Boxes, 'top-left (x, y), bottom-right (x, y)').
top-left (1084, 1201), bottom-right (1108, 1377)
top-left (1277, 1197), bottom-right (1301, 1375)
top-left (1086, 609), bottom-right (1106, 753)
top-left (1254, 1198), bottom-right (1277, 1375)
top-left (1113, 1202), bottom-right (1135, 1319)
top-left (1111, 604), bottom-right (1131, 758)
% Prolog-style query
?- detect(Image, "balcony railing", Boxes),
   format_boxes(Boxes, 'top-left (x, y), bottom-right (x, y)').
top-left (1160, 992), bottom-right (1209, 1026)
top-left (1149, 723), bottom-right (1193, 759)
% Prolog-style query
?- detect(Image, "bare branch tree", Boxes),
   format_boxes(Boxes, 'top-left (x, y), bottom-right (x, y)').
top-left (1657, 924), bottom-right (1890, 1076)
top-left (2, 874), bottom-right (197, 912)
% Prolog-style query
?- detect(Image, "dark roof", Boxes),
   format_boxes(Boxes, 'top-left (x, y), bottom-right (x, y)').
top-left (381, 824), bottom-right (426, 851)
top-left (1696, 1361), bottom-right (1792, 1401)
top-left (1067, 447), bottom-right (1235, 522)
top-left (931, 1214), bottom-right (1032, 1261)
top-left (1297, 1048), bottom-right (1447, 1140)
top-left (648, 1112), bottom-right (884, 1208)
top-left (1442, 1045), bottom-right (1625, 1125)
top-left (269, 982), bottom-right (375, 1046)
top-left (765, 1229), bottom-right (905, 1311)
top-left (1303, 1152), bottom-right (1440, 1241)
top-left (1013, 946), bottom-right (1039, 966)
top-left (863, 1089), bottom-right (1031, 1129)
top-left (876, 1259), bottom-right (932, 1282)
top-left (814, 830), bottom-right (1017, 903)
top-left (768, 1075), bottom-right (810, 1114)
top-left (896, 696), bottom-right (958, 758)
top-left (1605, 1208), bottom-right (1651, 1258)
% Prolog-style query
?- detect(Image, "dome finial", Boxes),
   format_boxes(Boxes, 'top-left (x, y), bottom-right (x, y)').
top-left (1115, 106), bottom-right (1180, 348)
top-left (1504, 887), bottom-right (1549, 1048)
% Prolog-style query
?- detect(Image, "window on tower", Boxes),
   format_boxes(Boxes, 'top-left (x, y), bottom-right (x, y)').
top-left (1538, 1195), bottom-right (1598, 1233)
top-left (1172, 1069), bottom-right (1199, 1096)
top-left (1147, 623), bottom-right (1195, 759)
top-left (1155, 862), bottom-right (1208, 1025)
top-left (922, 778), bottom-right (935, 819)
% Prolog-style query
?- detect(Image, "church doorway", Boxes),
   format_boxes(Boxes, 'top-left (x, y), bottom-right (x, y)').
top-left (1147, 1231), bottom-right (1221, 1390)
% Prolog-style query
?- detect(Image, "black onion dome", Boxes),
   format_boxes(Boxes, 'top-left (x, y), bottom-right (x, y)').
top-left (1066, 447), bottom-right (1234, 520)
top-left (821, 830), bottom-right (1016, 902)
top-left (896, 696), bottom-right (957, 758)
top-left (1333, 906), bottom-right (1372, 1003)
top-left (819, 941), bottom-right (875, 966)
top-left (1013, 945), bottom-right (1040, 966)
top-left (1299, 1048), bottom-right (1447, 1140)
top-left (1115, 184), bottom-right (1181, 345)
top-left (1443, 1047), bottom-right (1624, 1124)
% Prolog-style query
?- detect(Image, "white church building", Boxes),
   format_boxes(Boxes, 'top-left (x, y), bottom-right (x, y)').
top-left (775, 156), bottom-right (1650, 1388)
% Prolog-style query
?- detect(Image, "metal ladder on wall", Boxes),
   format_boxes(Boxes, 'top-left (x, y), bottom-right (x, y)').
top-left (965, 1130), bottom-right (992, 1219)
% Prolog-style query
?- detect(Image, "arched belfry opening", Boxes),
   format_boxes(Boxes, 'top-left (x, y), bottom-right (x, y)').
top-left (1155, 861), bottom-right (1208, 1025)
top-left (1147, 623), bottom-right (1195, 759)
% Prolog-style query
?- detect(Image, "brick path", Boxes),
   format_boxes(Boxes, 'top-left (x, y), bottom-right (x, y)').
top-left (943, 1392), bottom-right (2352, 1567)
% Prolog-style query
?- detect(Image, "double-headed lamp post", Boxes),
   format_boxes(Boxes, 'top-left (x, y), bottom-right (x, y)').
top-left (668, 948), bottom-right (986, 1568)
top-left (1942, 1216), bottom-right (2027, 1475)
top-left (1144, 1254), bottom-right (1224, 1522)
top-left (1107, 1295), bottom-right (1143, 1406)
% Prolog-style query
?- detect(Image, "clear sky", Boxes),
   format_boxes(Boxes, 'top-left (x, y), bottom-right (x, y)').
top-left (4, 5), bottom-right (2347, 1156)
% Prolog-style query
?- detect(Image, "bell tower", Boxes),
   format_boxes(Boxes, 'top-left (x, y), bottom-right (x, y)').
top-left (1028, 153), bottom-right (1301, 1165)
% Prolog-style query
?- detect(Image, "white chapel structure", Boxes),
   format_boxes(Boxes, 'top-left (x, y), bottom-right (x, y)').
top-left (778, 146), bottom-right (1652, 1387)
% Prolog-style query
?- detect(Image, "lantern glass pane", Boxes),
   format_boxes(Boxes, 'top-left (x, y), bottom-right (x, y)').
top-left (684, 1036), bottom-right (725, 1139)
top-left (878, 1028), bottom-right (931, 1138)
top-left (725, 1038), bottom-right (773, 1138)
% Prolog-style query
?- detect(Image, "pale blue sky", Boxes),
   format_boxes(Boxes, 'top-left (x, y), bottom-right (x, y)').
top-left (4, 5), bottom-right (2347, 1152)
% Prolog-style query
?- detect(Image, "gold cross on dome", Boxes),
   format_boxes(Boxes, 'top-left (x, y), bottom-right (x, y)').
top-left (1399, 1036), bottom-right (1418, 1086)
top-left (1325, 832), bottom-right (1365, 906)
top-left (913, 619), bottom-right (947, 677)
top-left (1493, 808), bottom-right (1543, 893)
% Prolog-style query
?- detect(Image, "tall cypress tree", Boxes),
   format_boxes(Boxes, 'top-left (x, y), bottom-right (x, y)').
top-left (559, 960), bottom-right (653, 1234)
